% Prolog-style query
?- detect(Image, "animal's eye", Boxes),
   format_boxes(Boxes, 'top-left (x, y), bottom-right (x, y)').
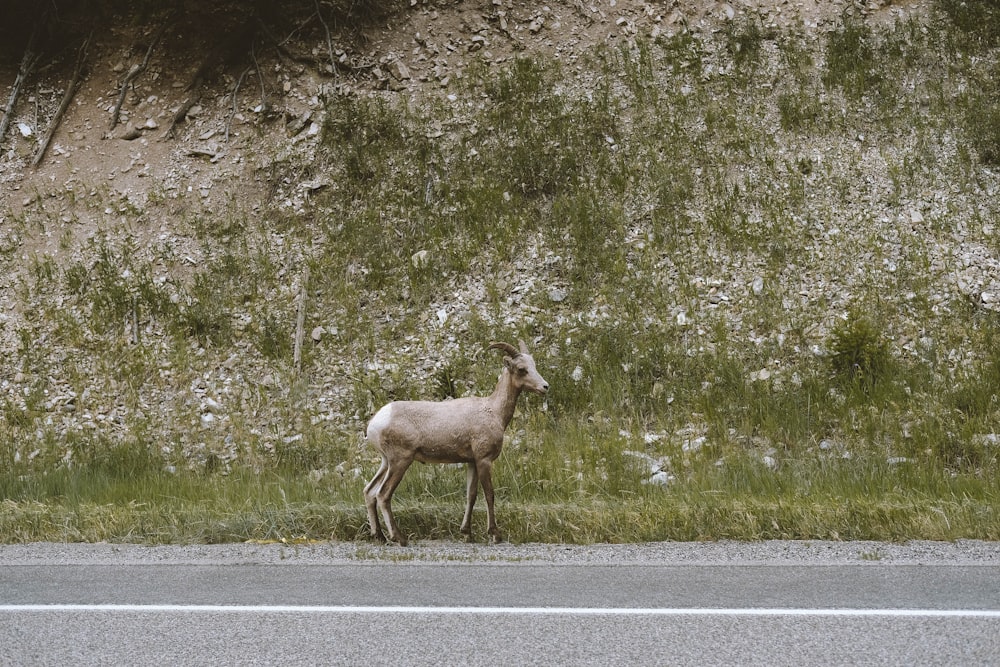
top-left (517, 368), bottom-right (528, 376)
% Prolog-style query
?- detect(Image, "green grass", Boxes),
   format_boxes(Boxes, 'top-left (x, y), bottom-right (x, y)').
top-left (2, 5), bottom-right (1000, 544)
top-left (1, 448), bottom-right (995, 543)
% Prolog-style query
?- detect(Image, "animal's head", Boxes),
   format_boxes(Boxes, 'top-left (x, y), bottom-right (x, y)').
top-left (489, 340), bottom-right (549, 395)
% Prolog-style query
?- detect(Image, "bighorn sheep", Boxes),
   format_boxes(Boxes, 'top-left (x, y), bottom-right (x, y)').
top-left (363, 340), bottom-right (549, 546)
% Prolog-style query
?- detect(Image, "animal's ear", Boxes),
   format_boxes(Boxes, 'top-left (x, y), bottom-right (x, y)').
top-left (518, 339), bottom-right (529, 355)
top-left (503, 356), bottom-right (515, 370)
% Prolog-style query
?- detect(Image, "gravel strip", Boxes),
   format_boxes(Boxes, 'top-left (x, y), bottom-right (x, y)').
top-left (2, 540), bottom-right (998, 566)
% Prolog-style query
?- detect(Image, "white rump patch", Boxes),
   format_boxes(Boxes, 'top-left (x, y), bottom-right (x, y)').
top-left (367, 403), bottom-right (393, 439)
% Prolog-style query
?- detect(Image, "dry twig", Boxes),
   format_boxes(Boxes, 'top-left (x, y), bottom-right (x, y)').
top-left (163, 19), bottom-right (256, 140)
top-left (109, 18), bottom-right (172, 132)
top-left (32, 32), bottom-right (91, 168)
top-left (293, 265), bottom-right (310, 372)
top-left (1, 23), bottom-right (43, 149)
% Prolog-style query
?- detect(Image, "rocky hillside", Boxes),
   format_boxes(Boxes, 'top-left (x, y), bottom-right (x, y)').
top-left (2, 0), bottom-right (998, 478)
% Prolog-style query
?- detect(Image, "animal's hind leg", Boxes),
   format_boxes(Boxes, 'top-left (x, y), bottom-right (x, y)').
top-left (460, 462), bottom-right (478, 539)
top-left (364, 459), bottom-right (388, 542)
top-left (376, 457), bottom-right (413, 546)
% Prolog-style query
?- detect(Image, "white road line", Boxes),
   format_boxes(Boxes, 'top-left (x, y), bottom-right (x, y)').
top-left (1, 605), bottom-right (999, 618)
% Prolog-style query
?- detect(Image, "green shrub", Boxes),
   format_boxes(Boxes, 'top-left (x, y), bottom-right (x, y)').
top-left (961, 73), bottom-right (1000, 165)
top-left (828, 309), bottom-right (892, 392)
top-left (777, 91), bottom-right (824, 131)
top-left (822, 15), bottom-right (885, 99)
top-left (724, 16), bottom-right (767, 75)
top-left (936, 0), bottom-right (1000, 49)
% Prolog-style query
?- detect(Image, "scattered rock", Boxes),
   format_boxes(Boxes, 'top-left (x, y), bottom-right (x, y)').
top-left (644, 470), bottom-right (674, 486)
top-left (388, 59), bottom-right (411, 81)
top-left (287, 112), bottom-right (312, 136)
top-left (682, 436), bottom-right (706, 452)
top-left (299, 178), bottom-right (329, 192)
top-left (412, 250), bottom-right (430, 268)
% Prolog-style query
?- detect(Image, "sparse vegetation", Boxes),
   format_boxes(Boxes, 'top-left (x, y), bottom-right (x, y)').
top-left (1, 3), bottom-right (999, 544)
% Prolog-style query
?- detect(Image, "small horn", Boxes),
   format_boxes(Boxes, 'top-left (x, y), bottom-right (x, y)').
top-left (488, 341), bottom-right (518, 357)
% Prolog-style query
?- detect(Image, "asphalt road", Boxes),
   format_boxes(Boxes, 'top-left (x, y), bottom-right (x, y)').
top-left (1, 541), bottom-right (998, 666)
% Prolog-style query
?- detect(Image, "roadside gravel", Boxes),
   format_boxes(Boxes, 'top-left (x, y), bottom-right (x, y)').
top-left (2, 540), bottom-right (998, 566)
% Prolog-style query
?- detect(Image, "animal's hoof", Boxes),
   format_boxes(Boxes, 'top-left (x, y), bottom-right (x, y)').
top-left (489, 533), bottom-right (504, 545)
top-left (391, 536), bottom-right (409, 547)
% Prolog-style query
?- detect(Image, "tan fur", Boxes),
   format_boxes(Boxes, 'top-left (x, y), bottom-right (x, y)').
top-left (363, 340), bottom-right (548, 545)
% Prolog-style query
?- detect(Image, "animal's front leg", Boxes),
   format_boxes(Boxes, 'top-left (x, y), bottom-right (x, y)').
top-left (477, 459), bottom-right (502, 544)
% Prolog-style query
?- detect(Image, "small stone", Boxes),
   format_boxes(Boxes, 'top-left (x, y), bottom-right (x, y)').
top-left (411, 250), bottom-right (430, 268)
top-left (682, 436), bottom-right (706, 452)
top-left (762, 455), bottom-right (778, 470)
top-left (311, 326), bottom-right (326, 342)
top-left (571, 366), bottom-right (584, 382)
top-left (752, 276), bottom-right (764, 295)
top-left (287, 112), bottom-right (312, 136)
top-left (910, 209), bottom-right (924, 224)
top-left (548, 287), bottom-right (567, 303)
top-left (388, 59), bottom-right (411, 81)
top-left (974, 434), bottom-right (999, 446)
top-left (300, 179), bottom-right (329, 192)
top-left (645, 471), bottom-right (673, 486)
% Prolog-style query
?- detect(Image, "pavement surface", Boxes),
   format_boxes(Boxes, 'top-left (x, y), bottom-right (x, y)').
top-left (1, 540), bottom-right (998, 666)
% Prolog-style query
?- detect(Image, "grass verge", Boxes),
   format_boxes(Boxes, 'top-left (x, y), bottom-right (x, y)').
top-left (2, 448), bottom-right (995, 543)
